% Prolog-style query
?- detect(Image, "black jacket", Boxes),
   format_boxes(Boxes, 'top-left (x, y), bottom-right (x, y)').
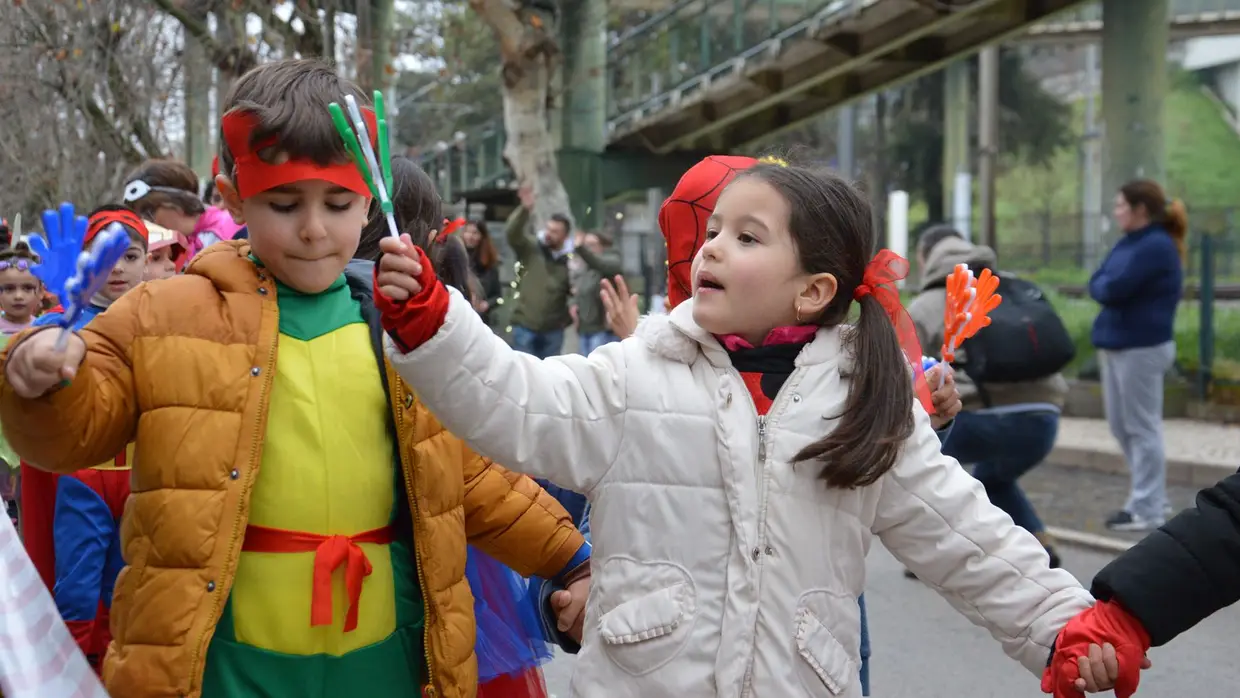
top-left (1091, 468), bottom-right (1240, 646)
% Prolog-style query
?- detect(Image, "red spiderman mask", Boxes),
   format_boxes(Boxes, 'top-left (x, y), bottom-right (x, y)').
top-left (658, 156), bottom-right (759, 309)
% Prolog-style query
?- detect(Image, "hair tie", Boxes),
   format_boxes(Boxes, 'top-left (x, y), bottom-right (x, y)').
top-left (854, 249), bottom-right (935, 415)
top-left (437, 217), bottom-right (466, 244)
top-left (758, 155), bottom-right (789, 167)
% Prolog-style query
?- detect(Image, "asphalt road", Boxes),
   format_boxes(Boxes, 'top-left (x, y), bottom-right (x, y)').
top-left (542, 544), bottom-right (1240, 697)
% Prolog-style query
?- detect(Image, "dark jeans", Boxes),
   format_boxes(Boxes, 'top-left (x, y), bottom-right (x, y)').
top-left (941, 409), bottom-right (1060, 534)
top-left (512, 326), bottom-right (565, 359)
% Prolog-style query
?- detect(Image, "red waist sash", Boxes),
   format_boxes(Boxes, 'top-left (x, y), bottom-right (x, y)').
top-left (241, 524), bottom-right (396, 632)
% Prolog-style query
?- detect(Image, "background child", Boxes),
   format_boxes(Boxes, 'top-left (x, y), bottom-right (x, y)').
top-left (374, 162), bottom-right (1135, 697)
top-left (0, 59), bottom-right (587, 698)
top-left (122, 158), bottom-right (243, 264)
top-left (143, 220), bottom-right (187, 281)
top-left (0, 242), bottom-right (40, 530)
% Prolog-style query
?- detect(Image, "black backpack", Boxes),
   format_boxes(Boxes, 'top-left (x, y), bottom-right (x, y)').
top-left (953, 274), bottom-right (1075, 400)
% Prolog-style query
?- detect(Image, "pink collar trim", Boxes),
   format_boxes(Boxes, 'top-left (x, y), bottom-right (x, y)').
top-left (718, 325), bottom-right (817, 351)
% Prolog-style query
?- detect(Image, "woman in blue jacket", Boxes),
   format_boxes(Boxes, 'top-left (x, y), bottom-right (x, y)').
top-left (1090, 179), bottom-right (1187, 533)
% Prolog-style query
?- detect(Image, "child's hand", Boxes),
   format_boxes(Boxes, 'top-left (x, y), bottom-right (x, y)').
top-left (551, 575), bottom-right (590, 644)
top-left (1041, 601), bottom-right (1152, 698)
top-left (925, 364), bottom-right (962, 429)
top-left (5, 329), bottom-right (87, 398)
top-left (600, 275), bottom-right (639, 341)
top-left (376, 233), bottom-right (423, 302)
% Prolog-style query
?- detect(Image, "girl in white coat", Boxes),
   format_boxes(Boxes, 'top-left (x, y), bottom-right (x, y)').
top-left (373, 164), bottom-right (1125, 698)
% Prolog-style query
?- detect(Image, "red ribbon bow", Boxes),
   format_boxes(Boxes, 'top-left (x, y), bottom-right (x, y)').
top-left (853, 249), bottom-right (935, 415)
top-left (437, 217), bottom-right (466, 244)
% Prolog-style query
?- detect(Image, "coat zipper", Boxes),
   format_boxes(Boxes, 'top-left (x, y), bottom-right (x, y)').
top-left (392, 372), bottom-right (438, 697)
top-left (188, 299), bottom-right (278, 694)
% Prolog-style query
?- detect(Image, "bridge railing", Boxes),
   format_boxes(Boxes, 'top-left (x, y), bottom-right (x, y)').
top-left (1035, 0), bottom-right (1240, 25)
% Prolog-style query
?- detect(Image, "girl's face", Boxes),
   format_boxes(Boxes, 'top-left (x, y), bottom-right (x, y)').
top-left (97, 240), bottom-right (148, 303)
top-left (1113, 193), bottom-right (1149, 233)
top-left (461, 224), bottom-right (481, 248)
top-left (692, 178), bottom-right (809, 345)
top-left (0, 265), bottom-right (39, 322)
top-left (145, 247), bottom-right (179, 281)
top-left (151, 204), bottom-right (200, 236)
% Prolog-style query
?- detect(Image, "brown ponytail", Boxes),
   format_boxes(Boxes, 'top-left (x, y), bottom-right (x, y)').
top-left (735, 163), bottom-right (915, 489)
top-left (1165, 198), bottom-right (1188, 264)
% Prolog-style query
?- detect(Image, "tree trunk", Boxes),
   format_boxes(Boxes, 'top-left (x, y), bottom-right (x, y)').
top-left (470, 0), bottom-right (571, 229)
top-left (184, 4), bottom-right (213, 175)
top-left (869, 92), bottom-right (888, 252)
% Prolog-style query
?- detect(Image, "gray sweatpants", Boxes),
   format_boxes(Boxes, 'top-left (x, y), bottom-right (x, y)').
top-left (1098, 341), bottom-right (1177, 521)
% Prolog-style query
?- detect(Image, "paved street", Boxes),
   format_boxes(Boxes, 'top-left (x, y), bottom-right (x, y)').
top-left (542, 544), bottom-right (1240, 697)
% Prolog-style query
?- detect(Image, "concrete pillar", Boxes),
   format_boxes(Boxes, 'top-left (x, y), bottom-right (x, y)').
top-left (941, 59), bottom-right (971, 231)
top-left (559, 0), bottom-right (607, 230)
top-left (1101, 0), bottom-right (1169, 210)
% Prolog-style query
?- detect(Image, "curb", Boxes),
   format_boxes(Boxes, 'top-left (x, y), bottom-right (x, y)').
top-left (1046, 526), bottom-right (1135, 555)
top-left (1049, 445), bottom-right (1235, 488)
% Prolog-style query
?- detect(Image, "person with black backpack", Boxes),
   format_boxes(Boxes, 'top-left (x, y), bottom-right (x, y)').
top-left (908, 226), bottom-right (1076, 569)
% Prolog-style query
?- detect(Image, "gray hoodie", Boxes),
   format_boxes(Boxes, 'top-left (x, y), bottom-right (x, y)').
top-left (906, 236), bottom-right (1068, 411)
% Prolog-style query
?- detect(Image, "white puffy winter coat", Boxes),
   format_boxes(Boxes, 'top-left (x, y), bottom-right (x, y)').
top-left (386, 290), bottom-right (1093, 698)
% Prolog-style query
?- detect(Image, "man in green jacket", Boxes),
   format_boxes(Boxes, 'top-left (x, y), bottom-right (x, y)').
top-left (505, 189), bottom-right (574, 358)
top-left (570, 229), bottom-right (624, 355)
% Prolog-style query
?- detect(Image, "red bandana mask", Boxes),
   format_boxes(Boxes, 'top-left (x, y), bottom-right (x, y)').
top-left (658, 155), bottom-right (759, 309)
top-left (221, 109), bottom-right (377, 200)
top-left (87, 209), bottom-right (148, 246)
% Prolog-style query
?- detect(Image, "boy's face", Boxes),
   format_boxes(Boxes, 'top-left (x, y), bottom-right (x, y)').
top-left (219, 176), bottom-right (367, 294)
top-left (97, 238), bottom-right (147, 303)
top-left (145, 247), bottom-right (179, 281)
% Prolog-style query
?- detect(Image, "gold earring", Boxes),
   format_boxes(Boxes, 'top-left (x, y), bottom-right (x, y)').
top-left (795, 301), bottom-right (803, 324)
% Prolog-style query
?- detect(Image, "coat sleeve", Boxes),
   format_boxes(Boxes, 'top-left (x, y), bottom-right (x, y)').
top-left (457, 441), bottom-right (590, 581)
top-left (872, 405), bottom-right (1093, 675)
top-left (505, 206), bottom-right (533, 261)
top-left (1088, 234), bottom-right (1175, 306)
top-left (0, 292), bottom-right (141, 473)
top-left (386, 288), bottom-right (628, 494)
top-left (1091, 468), bottom-right (1240, 646)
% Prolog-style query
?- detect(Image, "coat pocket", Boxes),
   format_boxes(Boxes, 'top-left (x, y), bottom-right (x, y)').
top-left (595, 557), bottom-right (697, 677)
top-left (794, 603), bottom-right (857, 696)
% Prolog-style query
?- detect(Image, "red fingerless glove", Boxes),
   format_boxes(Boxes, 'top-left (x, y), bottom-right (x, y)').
top-left (1041, 600), bottom-right (1150, 698)
top-left (373, 245), bottom-right (450, 352)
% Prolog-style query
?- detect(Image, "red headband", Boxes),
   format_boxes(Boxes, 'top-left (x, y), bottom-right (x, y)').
top-left (87, 209), bottom-right (148, 246)
top-left (221, 108), bottom-right (377, 200)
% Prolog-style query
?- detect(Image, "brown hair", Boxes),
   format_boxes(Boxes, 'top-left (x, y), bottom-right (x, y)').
top-left (219, 59), bottom-right (368, 181)
top-left (124, 159), bottom-right (207, 218)
top-left (735, 163), bottom-right (914, 489)
top-left (1119, 179), bottom-right (1188, 263)
top-left (0, 241), bottom-right (40, 266)
top-left (465, 219), bottom-right (499, 270)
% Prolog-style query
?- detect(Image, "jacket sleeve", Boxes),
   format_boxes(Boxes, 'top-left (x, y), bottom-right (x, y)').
top-left (1088, 235), bottom-right (1174, 306)
top-left (1091, 468), bottom-right (1240, 646)
top-left (576, 247), bottom-right (624, 278)
top-left (458, 442), bottom-right (590, 581)
top-left (0, 293), bottom-right (140, 472)
top-left (505, 206), bottom-right (533, 261)
top-left (872, 405), bottom-right (1093, 675)
top-left (482, 265), bottom-right (503, 307)
top-left (385, 288), bottom-right (628, 495)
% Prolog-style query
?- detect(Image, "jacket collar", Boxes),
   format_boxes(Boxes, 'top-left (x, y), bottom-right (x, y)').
top-left (634, 298), bottom-right (853, 375)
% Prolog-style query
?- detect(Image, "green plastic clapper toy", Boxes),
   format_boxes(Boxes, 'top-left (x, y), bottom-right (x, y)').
top-left (328, 92), bottom-right (398, 238)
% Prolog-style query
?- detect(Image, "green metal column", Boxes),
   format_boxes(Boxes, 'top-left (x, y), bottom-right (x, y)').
top-left (558, 0), bottom-right (606, 231)
top-left (941, 59), bottom-right (971, 229)
top-left (1101, 0), bottom-right (1169, 205)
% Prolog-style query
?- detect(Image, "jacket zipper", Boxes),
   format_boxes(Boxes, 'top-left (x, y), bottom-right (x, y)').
top-left (392, 373), bottom-right (438, 697)
top-left (188, 301), bottom-right (278, 694)
top-left (757, 415), bottom-right (767, 462)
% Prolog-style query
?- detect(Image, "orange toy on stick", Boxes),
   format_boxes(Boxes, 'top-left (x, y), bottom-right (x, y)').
top-left (939, 263), bottom-right (1002, 385)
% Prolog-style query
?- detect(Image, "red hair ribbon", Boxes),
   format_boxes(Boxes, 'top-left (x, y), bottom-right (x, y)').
top-left (221, 109), bottom-right (378, 200)
top-left (853, 249), bottom-right (935, 415)
top-left (437, 217), bottom-right (466, 244)
top-left (87, 209), bottom-right (148, 246)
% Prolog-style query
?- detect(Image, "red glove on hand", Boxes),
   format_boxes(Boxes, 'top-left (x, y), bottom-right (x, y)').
top-left (373, 244), bottom-right (450, 352)
top-left (1041, 600), bottom-right (1150, 698)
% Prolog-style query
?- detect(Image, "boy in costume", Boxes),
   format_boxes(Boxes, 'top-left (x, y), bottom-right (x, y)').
top-left (0, 59), bottom-right (589, 698)
top-left (17, 207), bottom-right (147, 671)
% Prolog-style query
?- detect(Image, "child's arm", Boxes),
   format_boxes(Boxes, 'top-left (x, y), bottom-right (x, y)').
top-left (1091, 467), bottom-right (1240, 645)
top-left (0, 300), bottom-right (139, 472)
top-left (871, 406), bottom-right (1093, 676)
top-left (379, 244), bottom-right (628, 494)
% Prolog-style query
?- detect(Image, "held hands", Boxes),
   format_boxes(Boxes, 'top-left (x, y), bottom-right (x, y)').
top-left (925, 364), bottom-right (962, 429)
top-left (1042, 601), bottom-right (1152, 698)
top-left (550, 575), bottom-right (590, 644)
top-left (5, 329), bottom-right (87, 399)
top-left (376, 234), bottom-right (424, 302)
